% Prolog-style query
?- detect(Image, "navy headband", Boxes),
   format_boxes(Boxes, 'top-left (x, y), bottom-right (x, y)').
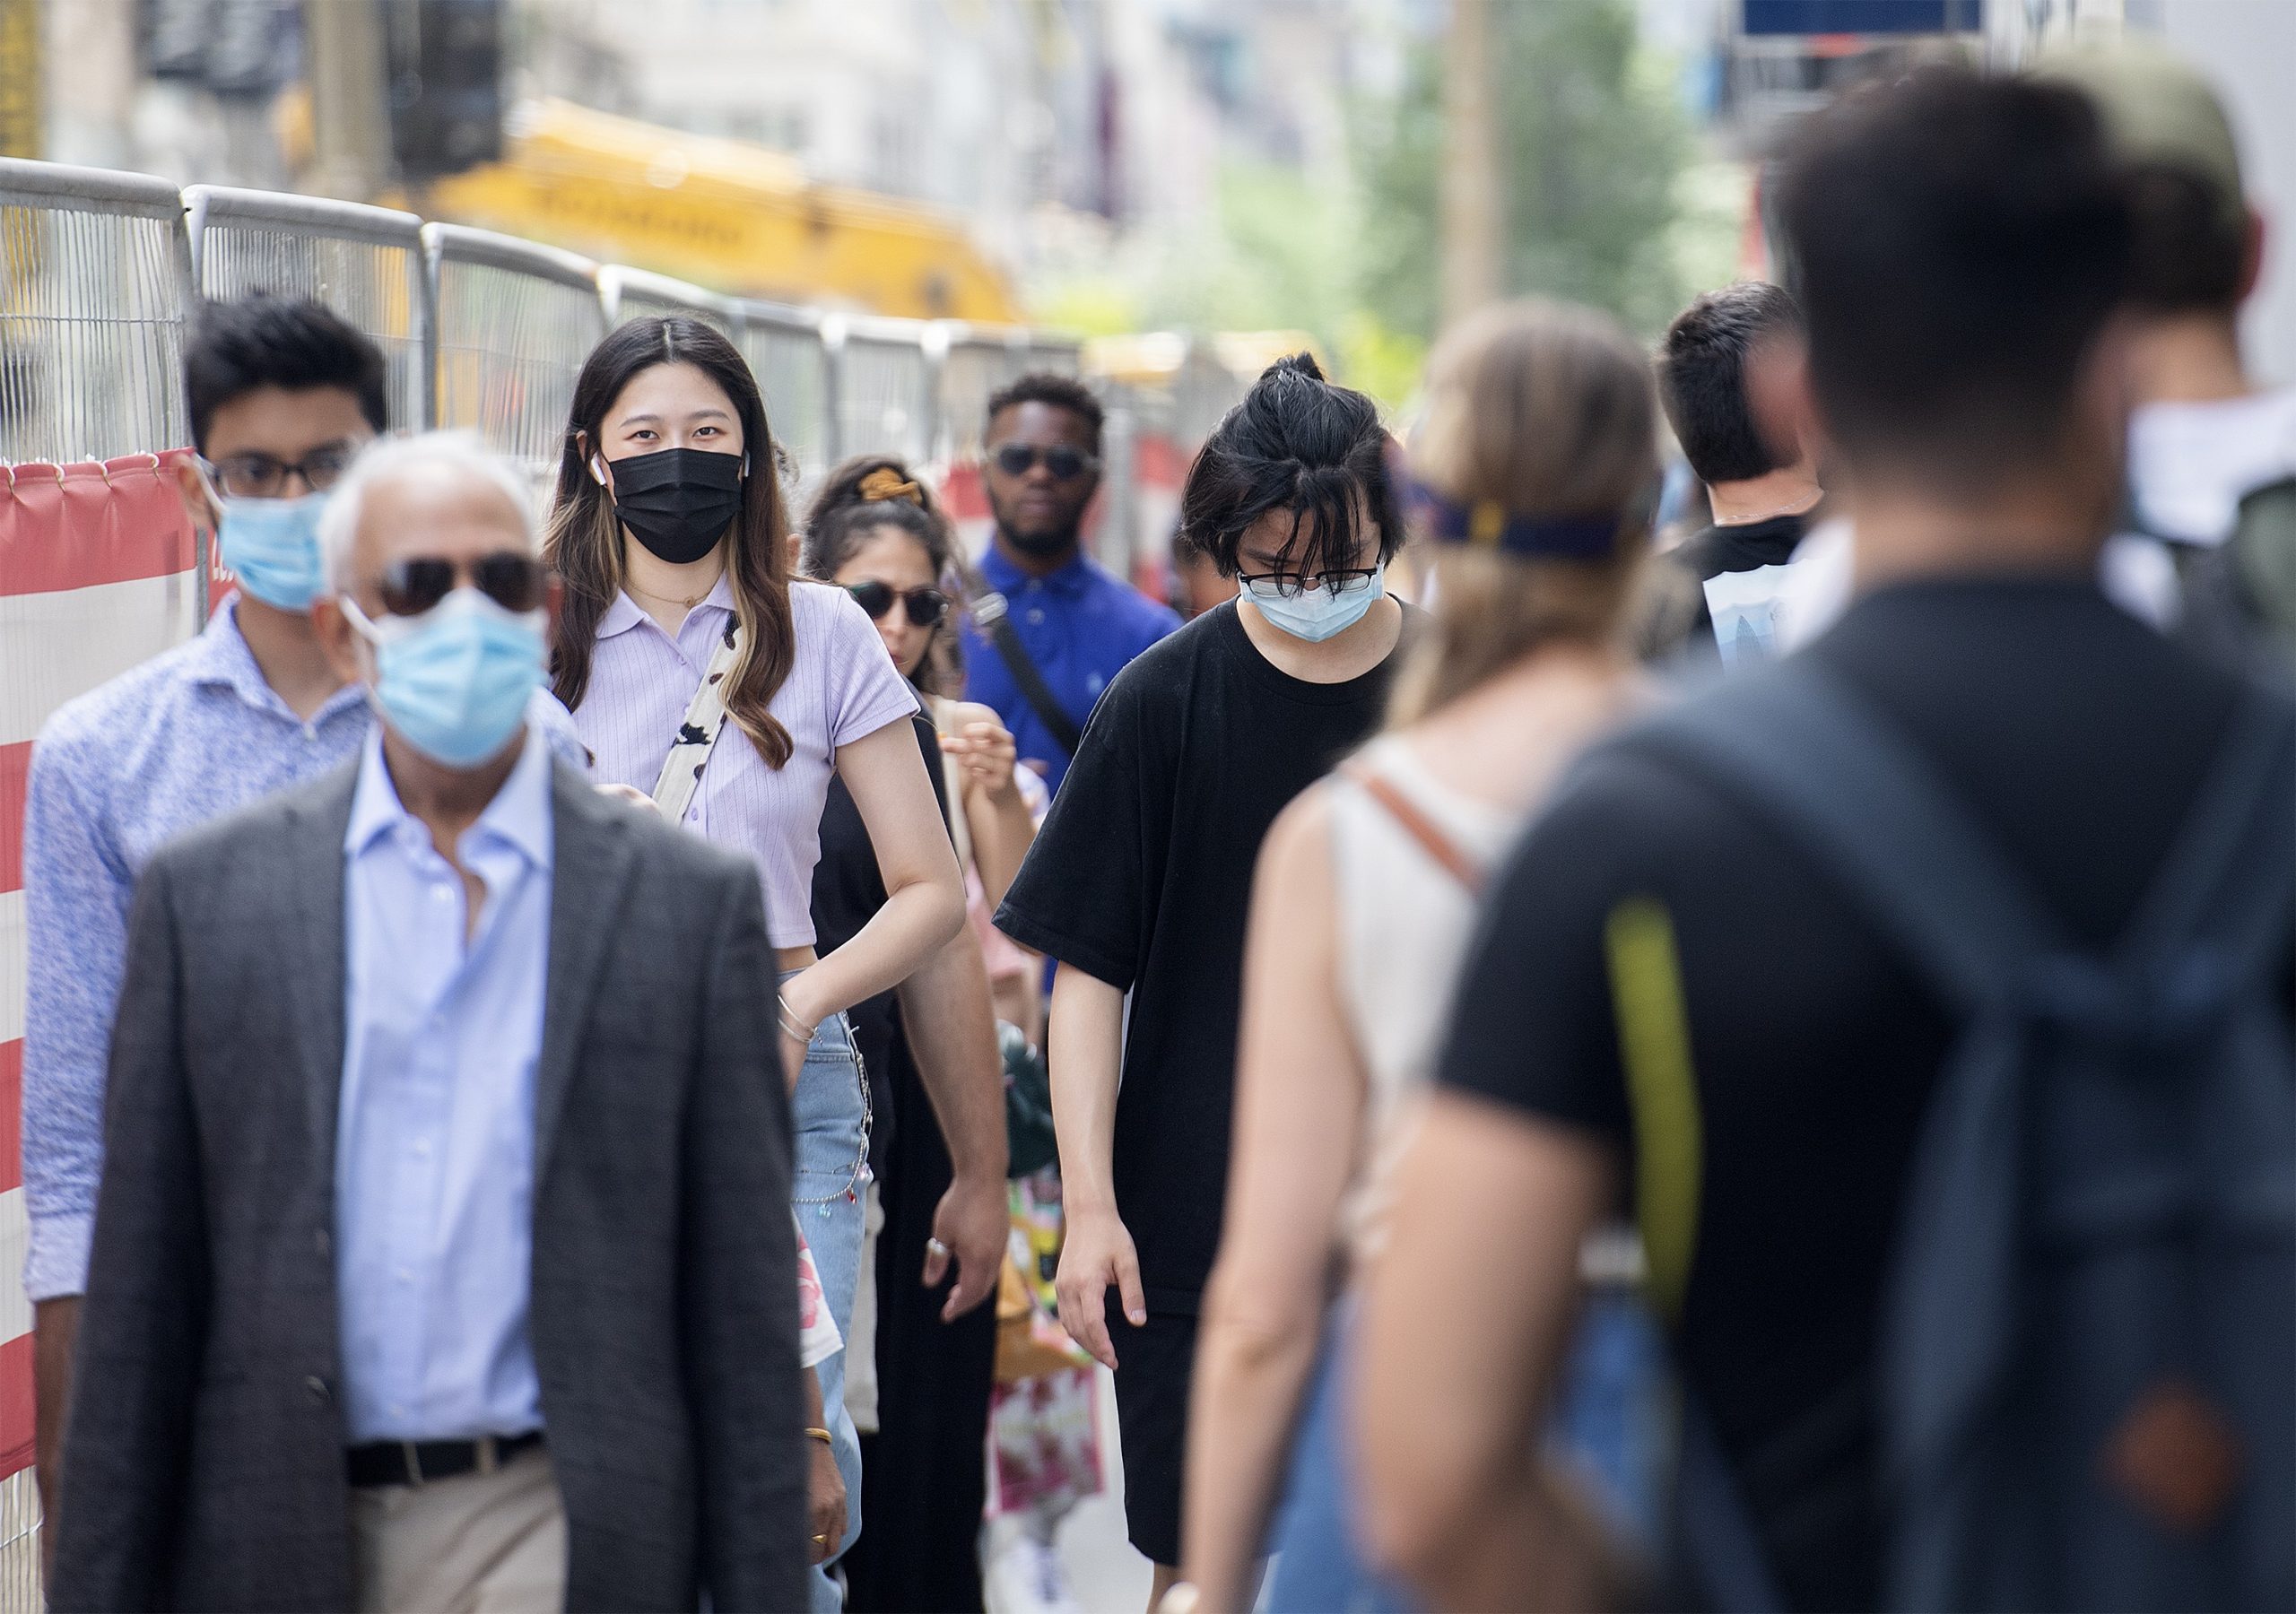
top-left (1410, 481), bottom-right (1630, 560)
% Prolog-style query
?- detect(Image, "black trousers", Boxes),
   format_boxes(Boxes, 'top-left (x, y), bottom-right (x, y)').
top-left (841, 1028), bottom-right (1000, 1613)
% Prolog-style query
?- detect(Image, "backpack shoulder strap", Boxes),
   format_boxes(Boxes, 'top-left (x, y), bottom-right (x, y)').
top-left (2120, 682), bottom-right (2296, 968)
top-left (1614, 664), bottom-right (2065, 1015)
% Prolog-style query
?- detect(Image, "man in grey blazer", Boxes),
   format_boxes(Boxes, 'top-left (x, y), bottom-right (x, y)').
top-left (51, 433), bottom-right (808, 1613)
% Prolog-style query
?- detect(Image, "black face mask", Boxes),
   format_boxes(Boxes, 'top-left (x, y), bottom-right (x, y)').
top-left (604, 447), bottom-right (744, 565)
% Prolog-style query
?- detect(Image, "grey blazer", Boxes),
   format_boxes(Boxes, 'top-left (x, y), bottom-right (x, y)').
top-left (50, 758), bottom-right (809, 1613)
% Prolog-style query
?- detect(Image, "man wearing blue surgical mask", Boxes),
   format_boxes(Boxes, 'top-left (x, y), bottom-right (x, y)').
top-left (19, 295), bottom-right (585, 1549)
top-left (52, 432), bottom-right (806, 1613)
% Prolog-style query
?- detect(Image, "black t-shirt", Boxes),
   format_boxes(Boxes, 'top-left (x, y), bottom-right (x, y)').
top-left (1442, 577), bottom-right (2266, 1610)
top-left (812, 709), bottom-right (948, 1177)
top-left (1638, 512), bottom-right (1811, 663)
top-left (996, 597), bottom-right (1415, 1312)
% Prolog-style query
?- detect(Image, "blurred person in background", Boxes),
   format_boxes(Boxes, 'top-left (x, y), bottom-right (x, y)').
top-left (996, 354), bottom-right (1416, 1610)
top-left (19, 294), bottom-right (584, 1550)
top-left (1178, 300), bottom-right (1658, 1614)
top-left (1359, 66), bottom-right (2292, 1612)
top-left (2039, 42), bottom-right (2296, 662)
top-left (1168, 529), bottom-right (1240, 621)
top-left (546, 318), bottom-right (966, 1608)
top-left (1636, 282), bottom-right (1823, 665)
top-left (802, 456), bottom-right (1019, 1612)
top-left (961, 374), bottom-right (1181, 789)
top-left (52, 433), bottom-right (807, 1613)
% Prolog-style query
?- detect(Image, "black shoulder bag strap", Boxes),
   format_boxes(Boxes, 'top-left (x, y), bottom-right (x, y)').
top-left (974, 590), bottom-right (1085, 758)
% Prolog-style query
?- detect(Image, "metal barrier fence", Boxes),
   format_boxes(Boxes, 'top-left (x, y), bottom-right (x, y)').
top-left (185, 187), bottom-right (431, 438)
top-left (831, 313), bottom-right (936, 466)
top-left (0, 161), bottom-right (192, 465)
top-left (598, 264), bottom-right (744, 342)
top-left (938, 323), bottom-right (1081, 464)
top-left (424, 222), bottom-right (606, 488)
top-left (741, 299), bottom-right (832, 486)
top-left (0, 158), bottom-right (1091, 495)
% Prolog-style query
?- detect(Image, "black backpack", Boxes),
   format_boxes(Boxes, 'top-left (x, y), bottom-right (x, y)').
top-left (1611, 663), bottom-right (2296, 1611)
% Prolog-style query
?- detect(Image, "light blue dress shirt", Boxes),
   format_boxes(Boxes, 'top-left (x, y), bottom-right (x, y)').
top-left (21, 600), bottom-right (590, 1302)
top-left (335, 723), bottom-right (553, 1444)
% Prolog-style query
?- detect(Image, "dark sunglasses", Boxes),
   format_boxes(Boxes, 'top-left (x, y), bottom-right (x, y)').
top-left (201, 442), bottom-right (359, 499)
top-left (378, 551), bottom-right (550, 618)
top-left (845, 580), bottom-right (950, 629)
top-left (990, 443), bottom-right (1098, 482)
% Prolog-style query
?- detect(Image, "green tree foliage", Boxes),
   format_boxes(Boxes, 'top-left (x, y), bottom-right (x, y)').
top-left (1361, 0), bottom-right (1694, 341)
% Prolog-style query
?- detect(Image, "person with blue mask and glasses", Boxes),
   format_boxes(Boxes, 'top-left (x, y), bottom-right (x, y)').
top-left (50, 432), bottom-right (809, 1614)
top-left (18, 294), bottom-right (587, 1556)
top-left (994, 353), bottom-right (1418, 1611)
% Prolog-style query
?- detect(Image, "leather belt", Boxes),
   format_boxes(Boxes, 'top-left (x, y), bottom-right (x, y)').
top-left (344, 1430), bottom-right (544, 1488)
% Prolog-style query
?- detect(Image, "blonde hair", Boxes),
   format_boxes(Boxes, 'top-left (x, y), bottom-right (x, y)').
top-left (1390, 299), bottom-right (1659, 725)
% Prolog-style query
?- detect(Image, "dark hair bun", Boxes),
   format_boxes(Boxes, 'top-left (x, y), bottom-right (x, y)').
top-left (1265, 351), bottom-right (1326, 384)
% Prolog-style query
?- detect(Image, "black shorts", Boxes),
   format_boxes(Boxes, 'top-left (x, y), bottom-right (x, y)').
top-left (1105, 1301), bottom-right (1198, 1568)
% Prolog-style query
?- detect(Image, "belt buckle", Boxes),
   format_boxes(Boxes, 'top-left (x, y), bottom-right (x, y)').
top-left (399, 1440), bottom-right (424, 1488)
top-left (476, 1435), bottom-right (500, 1476)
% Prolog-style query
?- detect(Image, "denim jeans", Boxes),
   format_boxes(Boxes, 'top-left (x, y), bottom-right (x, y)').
top-left (1265, 1289), bottom-right (1665, 1614)
top-left (787, 988), bottom-right (872, 1610)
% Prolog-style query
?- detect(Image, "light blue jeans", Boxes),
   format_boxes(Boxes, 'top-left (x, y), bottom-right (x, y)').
top-left (1265, 1290), bottom-right (1665, 1614)
top-left (786, 983), bottom-right (872, 1610)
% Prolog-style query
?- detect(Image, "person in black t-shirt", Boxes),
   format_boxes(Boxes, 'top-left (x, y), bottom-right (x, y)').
top-left (996, 353), bottom-right (1415, 1601)
top-left (1356, 68), bottom-right (2287, 1612)
top-left (1637, 281), bottom-right (1825, 664)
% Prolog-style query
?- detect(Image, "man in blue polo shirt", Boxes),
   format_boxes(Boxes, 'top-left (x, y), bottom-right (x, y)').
top-left (962, 374), bottom-right (1179, 790)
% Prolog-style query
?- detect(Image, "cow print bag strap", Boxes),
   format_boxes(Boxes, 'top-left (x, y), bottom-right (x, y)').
top-left (649, 619), bottom-right (744, 821)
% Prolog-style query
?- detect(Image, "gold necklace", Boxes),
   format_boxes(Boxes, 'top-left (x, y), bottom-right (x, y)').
top-left (629, 573), bottom-right (720, 611)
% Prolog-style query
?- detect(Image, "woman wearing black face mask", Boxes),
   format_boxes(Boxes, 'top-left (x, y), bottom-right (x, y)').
top-left (544, 318), bottom-right (967, 1608)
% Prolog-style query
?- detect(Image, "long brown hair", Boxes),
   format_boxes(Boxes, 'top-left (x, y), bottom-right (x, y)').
top-left (800, 454), bottom-right (966, 698)
top-left (545, 317), bottom-right (799, 767)
top-left (1390, 299), bottom-right (1658, 725)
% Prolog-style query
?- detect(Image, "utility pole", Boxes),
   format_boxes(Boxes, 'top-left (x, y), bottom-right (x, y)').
top-left (1439, 0), bottom-right (1503, 331)
top-left (305, 0), bottom-right (392, 200)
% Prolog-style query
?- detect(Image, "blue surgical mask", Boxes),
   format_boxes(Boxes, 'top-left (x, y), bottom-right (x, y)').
top-left (1239, 563), bottom-right (1386, 644)
top-left (218, 491), bottom-right (329, 611)
top-left (343, 587), bottom-right (544, 768)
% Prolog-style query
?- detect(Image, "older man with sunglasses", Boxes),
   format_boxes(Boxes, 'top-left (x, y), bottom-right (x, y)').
top-left (49, 432), bottom-right (809, 1614)
top-left (960, 373), bottom-right (1179, 791)
top-left (18, 297), bottom-right (590, 1555)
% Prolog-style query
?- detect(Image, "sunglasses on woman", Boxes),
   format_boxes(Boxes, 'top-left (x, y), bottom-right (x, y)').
top-left (378, 551), bottom-right (550, 618)
top-left (990, 443), bottom-right (1098, 482)
top-left (845, 580), bottom-right (951, 629)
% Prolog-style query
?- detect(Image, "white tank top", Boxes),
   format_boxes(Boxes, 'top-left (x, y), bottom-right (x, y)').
top-left (1327, 734), bottom-right (1518, 1266)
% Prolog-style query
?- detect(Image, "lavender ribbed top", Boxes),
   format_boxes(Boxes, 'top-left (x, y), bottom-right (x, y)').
top-left (576, 575), bottom-right (919, 947)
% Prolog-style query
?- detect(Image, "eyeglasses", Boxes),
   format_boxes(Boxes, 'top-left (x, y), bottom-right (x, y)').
top-left (1235, 566), bottom-right (1380, 600)
top-left (990, 443), bottom-right (1098, 482)
top-left (201, 443), bottom-right (359, 499)
top-left (845, 580), bottom-right (951, 629)
top-left (376, 551), bottom-right (549, 618)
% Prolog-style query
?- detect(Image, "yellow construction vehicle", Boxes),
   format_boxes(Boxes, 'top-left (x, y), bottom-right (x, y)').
top-left (423, 98), bottom-right (1022, 324)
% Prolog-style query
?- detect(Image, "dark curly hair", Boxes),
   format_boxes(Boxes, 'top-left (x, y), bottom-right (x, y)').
top-left (1178, 352), bottom-right (1402, 581)
top-left (985, 372), bottom-right (1104, 454)
top-left (801, 454), bottom-right (966, 696)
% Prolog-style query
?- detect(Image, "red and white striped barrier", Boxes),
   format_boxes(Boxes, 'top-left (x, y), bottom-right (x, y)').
top-left (0, 451), bottom-right (202, 1478)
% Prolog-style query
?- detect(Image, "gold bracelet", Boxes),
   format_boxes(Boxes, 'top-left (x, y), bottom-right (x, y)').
top-left (804, 1426), bottom-right (834, 1445)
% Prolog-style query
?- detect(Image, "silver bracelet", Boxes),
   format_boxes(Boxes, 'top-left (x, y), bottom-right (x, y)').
top-left (776, 995), bottom-right (819, 1046)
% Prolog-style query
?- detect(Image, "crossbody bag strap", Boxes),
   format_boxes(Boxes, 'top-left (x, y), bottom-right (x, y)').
top-left (650, 620), bottom-right (744, 820)
top-left (974, 591), bottom-right (1085, 757)
top-left (1344, 762), bottom-right (1485, 893)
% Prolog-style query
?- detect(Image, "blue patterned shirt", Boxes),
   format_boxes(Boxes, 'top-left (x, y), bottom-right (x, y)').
top-left (20, 602), bottom-right (585, 1301)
